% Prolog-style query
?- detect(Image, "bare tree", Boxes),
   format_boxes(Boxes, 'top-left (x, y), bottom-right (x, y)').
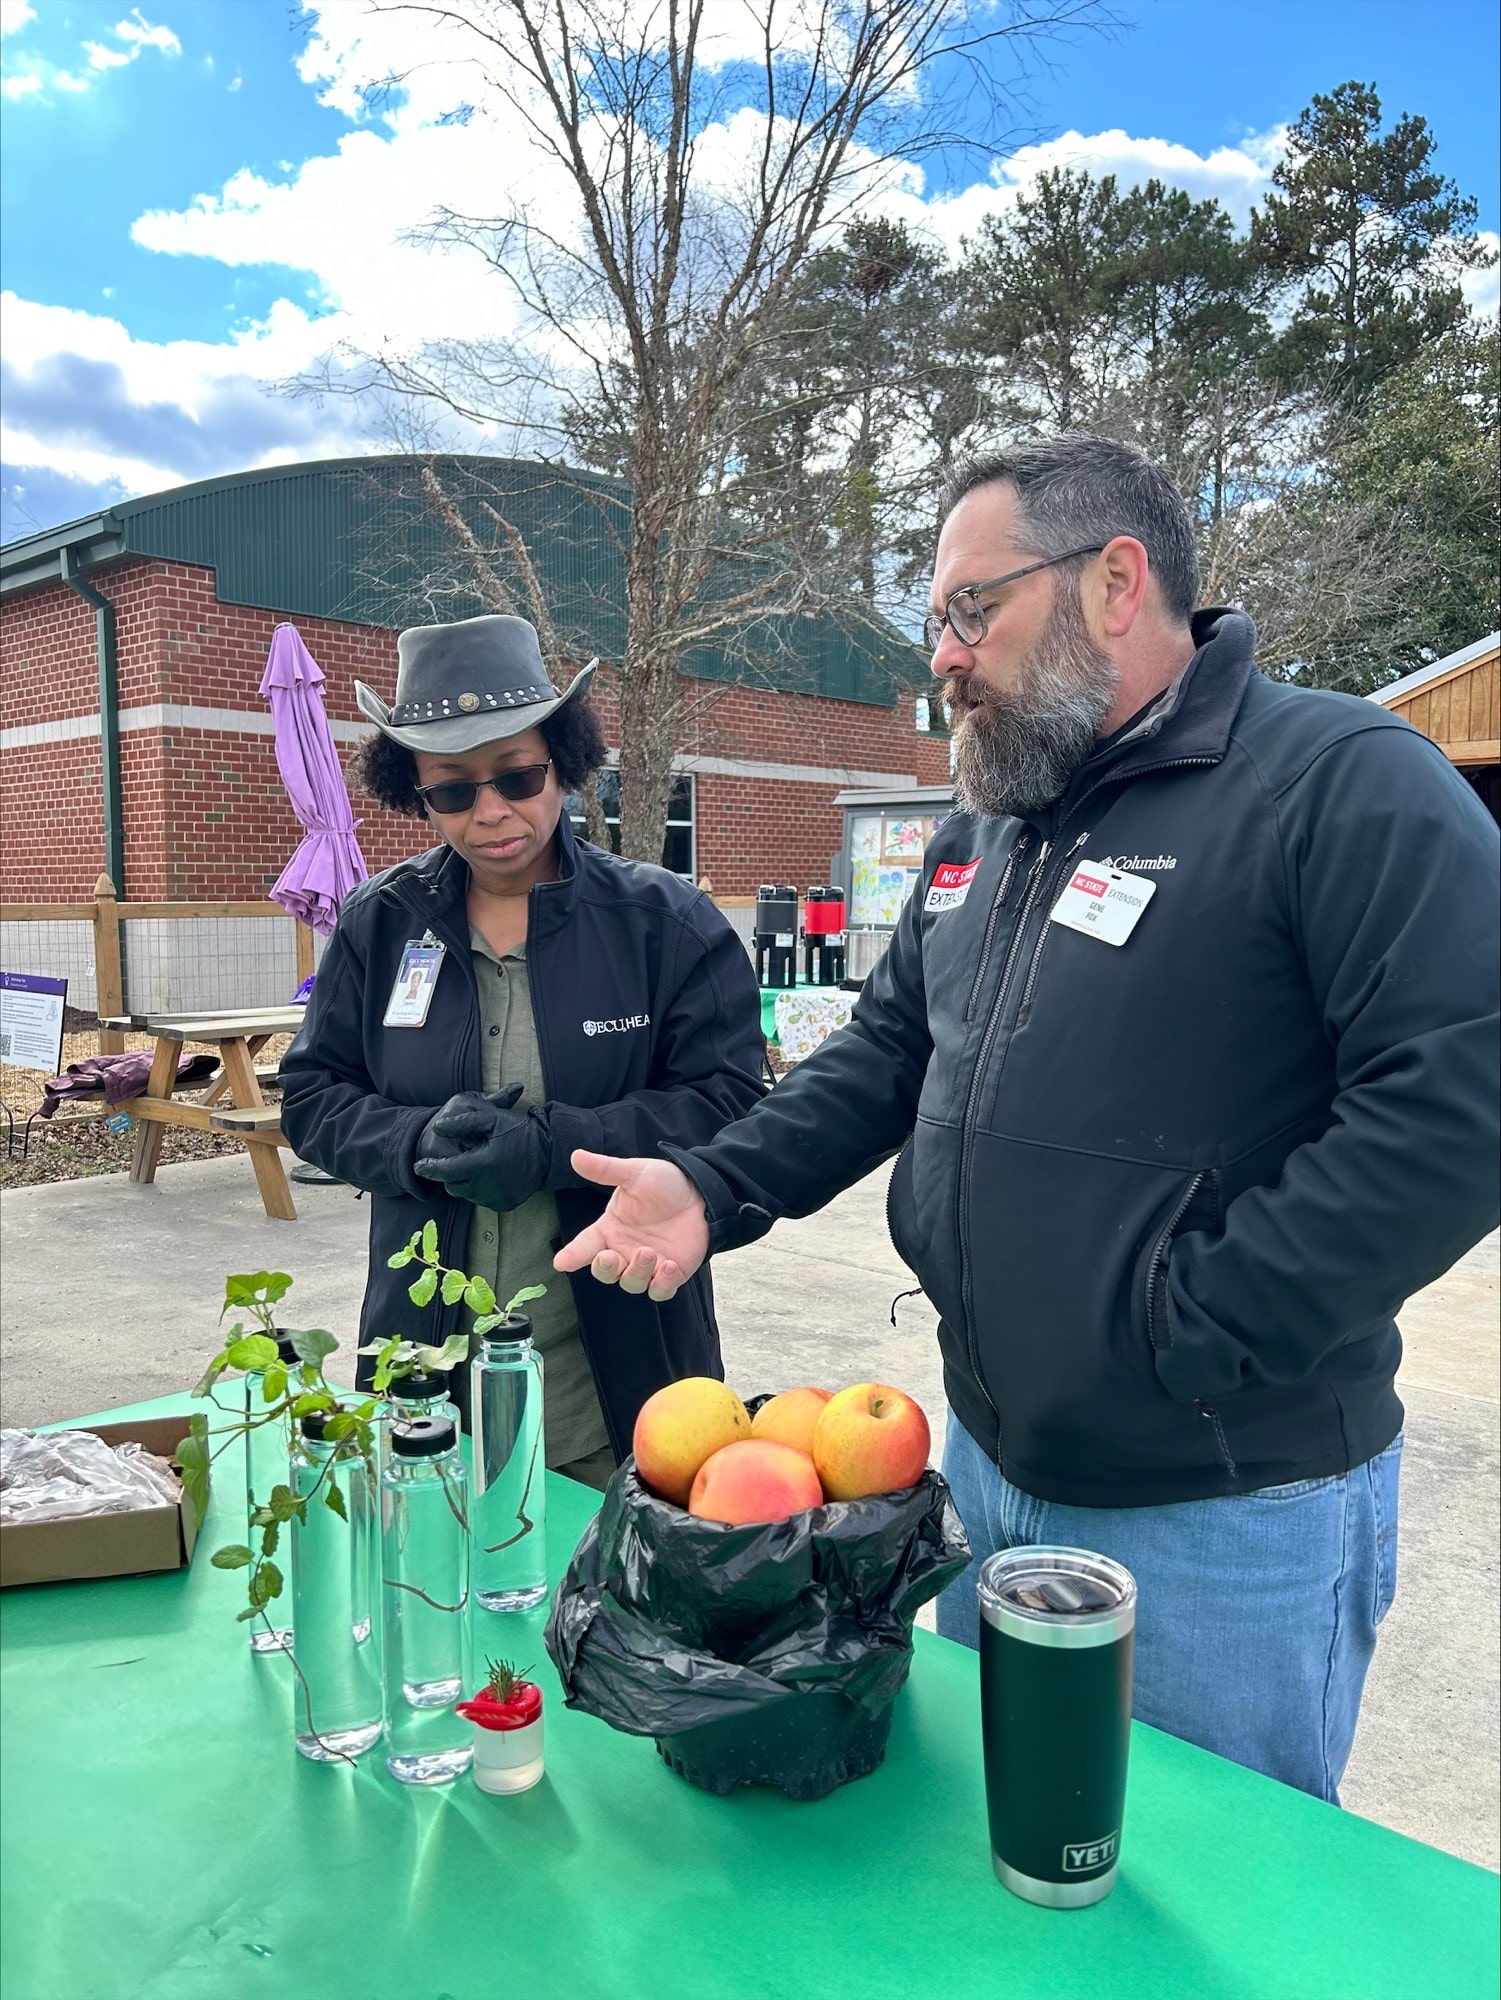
top-left (302, 0), bottom-right (1110, 859)
top-left (340, 455), bottom-right (615, 840)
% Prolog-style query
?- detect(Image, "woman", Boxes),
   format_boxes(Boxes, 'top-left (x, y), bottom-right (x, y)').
top-left (279, 613), bottom-right (765, 1489)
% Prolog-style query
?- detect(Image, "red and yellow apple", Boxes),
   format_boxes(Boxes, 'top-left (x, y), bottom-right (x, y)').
top-left (633, 1377), bottom-right (751, 1505)
top-left (687, 1439), bottom-right (824, 1526)
top-left (812, 1383), bottom-right (930, 1501)
top-left (749, 1386), bottom-right (833, 1457)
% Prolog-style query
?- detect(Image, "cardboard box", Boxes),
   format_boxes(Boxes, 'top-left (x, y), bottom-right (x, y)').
top-left (0, 1415), bottom-right (206, 1589)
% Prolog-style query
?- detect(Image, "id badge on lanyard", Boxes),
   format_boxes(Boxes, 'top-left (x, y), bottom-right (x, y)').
top-left (384, 933), bottom-right (447, 1028)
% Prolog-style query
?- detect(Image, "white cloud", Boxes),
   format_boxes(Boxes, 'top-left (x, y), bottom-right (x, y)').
top-left (294, 0), bottom-right (847, 134)
top-left (881, 125), bottom-right (1288, 254)
top-left (129, 117), bottom-right (577, 357)
top-left (113, 10), bottom-right (181, 57)
top-left (0, 292), bottom-right (369, 502)
top-left (2, 4), bottom-right (180, 101)
top-left (84, 41), bottom-right (134, 71)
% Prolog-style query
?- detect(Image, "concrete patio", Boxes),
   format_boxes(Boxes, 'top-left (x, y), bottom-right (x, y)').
top-left (2, 1153), bottom-right (1496, 1869)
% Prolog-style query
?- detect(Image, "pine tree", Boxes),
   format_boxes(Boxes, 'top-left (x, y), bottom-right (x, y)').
top-left (1255, 80), bottom-right (1492, 407)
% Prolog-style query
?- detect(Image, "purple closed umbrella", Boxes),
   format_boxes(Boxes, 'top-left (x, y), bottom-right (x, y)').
top-left (260, 623), bottom-right (368, 937)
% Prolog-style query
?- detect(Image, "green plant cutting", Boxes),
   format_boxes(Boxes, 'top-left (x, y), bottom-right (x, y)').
top-left (184, 1227), bottom-right (544, 1756)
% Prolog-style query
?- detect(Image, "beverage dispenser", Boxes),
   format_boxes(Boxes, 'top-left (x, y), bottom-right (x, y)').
top-left (754, 885), bottom-right (799, 989)
top-left (801, 886), bottom-right (846, 986)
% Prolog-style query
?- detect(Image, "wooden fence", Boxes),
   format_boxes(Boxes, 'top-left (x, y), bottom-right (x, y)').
top-left (0, 875), bottom-right (316, 1053)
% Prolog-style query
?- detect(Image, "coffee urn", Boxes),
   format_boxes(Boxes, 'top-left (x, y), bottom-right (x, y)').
top-left (754, 885), bottom-right (799, 989)
top-left (802, 886), bottom-right (847, 985)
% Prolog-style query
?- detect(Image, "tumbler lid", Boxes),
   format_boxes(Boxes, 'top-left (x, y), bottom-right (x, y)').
top-left (977, 1546), bottom-right (1136, 1648)
top-left (388, 1370), bottom-right (449, 1402)
top-left (390, 1416), bottom-right (456, 1458)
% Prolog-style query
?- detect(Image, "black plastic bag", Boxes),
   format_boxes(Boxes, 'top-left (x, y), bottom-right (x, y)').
top-left (545, 1452), bottom-right (970, 1799)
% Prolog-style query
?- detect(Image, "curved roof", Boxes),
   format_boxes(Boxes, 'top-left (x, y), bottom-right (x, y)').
top-left (0, 453), bottom-right (928, 708)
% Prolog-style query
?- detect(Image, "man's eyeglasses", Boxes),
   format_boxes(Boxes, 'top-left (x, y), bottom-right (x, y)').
top-left (923, 545), bottom-right (1106, 653)
top-left (414, 762), bottom-right (552, 815)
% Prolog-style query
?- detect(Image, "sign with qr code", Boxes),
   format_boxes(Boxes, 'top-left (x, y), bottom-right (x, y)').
top-left (0, 972), bottom-right (68, 1074)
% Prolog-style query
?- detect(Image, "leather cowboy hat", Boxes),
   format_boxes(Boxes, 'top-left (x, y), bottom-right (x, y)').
top-left (354, 614), bottom-right (597, 754)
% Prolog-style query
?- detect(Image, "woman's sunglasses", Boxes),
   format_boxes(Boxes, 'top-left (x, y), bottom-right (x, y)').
top-left (414, 761), bottom-right (552, 815)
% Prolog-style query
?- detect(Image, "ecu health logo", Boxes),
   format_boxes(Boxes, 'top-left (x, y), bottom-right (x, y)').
top-left (582, 1014), bottom-right (651, 1036)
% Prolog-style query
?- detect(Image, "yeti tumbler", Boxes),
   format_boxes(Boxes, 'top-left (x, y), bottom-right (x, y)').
top-left (977, 1546), bottom-right (1136, 1908)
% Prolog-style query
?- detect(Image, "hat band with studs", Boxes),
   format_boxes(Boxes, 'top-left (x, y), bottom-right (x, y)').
top-left (388, 686), bottom-right (554, 727)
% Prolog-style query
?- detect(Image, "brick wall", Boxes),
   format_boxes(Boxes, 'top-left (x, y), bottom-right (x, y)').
top-left (1, 557), bottom-right (949, 904)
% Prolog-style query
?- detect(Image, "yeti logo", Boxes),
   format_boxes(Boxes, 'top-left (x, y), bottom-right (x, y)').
top-left (1062, 1832), bottom-right (1119, 1873)
top-left (582, 1014), bottom-right (650, 1036)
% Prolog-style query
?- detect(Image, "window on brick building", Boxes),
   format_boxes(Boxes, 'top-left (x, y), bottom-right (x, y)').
top-left (568, 770), bottom-right (696, 877)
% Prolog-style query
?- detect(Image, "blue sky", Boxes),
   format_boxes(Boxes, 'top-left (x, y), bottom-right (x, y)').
top-left (2, 0), bottom-right (1496, 541)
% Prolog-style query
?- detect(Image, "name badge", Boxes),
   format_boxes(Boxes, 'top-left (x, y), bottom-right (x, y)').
top-left (1049, 863), bottom-right (1156, 947)
top-left (384, 939), bottom-right (446, 1027)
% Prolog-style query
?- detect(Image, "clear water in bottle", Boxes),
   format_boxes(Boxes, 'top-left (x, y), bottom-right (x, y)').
top-left (289, 1415), bottom-right (382, 1762)
top-left (243, 1356), bottom-right (295, 1653)
top-left (381, 1417), bottom-right (473, 1784)
top-left (471, 1328), bottom-right (547, 1613)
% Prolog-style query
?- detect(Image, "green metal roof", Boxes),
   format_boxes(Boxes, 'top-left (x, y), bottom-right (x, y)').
top-left (0, 454), bottom-right (929, 707)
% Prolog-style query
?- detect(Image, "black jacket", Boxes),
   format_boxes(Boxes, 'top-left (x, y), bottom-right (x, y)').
top-left (278, 816), bottom-right (766, 1456)
top-left (673, 612), bottom-right (1501, 1506)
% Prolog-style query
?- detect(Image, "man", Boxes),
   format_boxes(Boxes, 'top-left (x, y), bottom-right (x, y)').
top-left (553, 437), bottom-right (1501, 1799)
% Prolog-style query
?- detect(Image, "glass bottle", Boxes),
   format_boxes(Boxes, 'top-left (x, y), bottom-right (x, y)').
top-left (381, 1416), bottom-right (474, 1785)
top-left (470, 1320), bottom-right (547, 1613)
top-left (243, 1332), bottom-right (299, 1654)
top-left (384, 1369), bottom-right (460, 1451)
top-left (288, 1412), bottom-right (383, 1762)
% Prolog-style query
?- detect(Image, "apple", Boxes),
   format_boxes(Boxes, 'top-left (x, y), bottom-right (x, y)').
top-left (812, 1383), bottom-right (930, 1501)
top-left (632, 1376), bottom-right (751, 1505)
top-left (687, 1439), bottom-right (825, 1526)
top-left (749, 1386), bottom-right (833, 1457)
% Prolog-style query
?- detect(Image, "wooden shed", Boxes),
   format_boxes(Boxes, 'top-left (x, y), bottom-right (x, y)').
top-left (1371, 632), bottom-right (1500, 822)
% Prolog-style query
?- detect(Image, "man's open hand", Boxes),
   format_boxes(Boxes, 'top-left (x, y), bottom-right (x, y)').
top-left (553, 1152), bottom-right (709, 1301)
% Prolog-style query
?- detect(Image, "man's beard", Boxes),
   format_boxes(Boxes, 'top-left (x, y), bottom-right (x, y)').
top-left (945, 583), bottom-right (1117, 818)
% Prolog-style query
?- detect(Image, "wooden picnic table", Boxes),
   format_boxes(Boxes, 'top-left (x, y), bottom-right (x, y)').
top-left (99, 1007), bottom-right (307, 1221)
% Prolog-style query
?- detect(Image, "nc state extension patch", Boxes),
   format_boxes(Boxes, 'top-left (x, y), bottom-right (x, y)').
top-left (925, 859), bottom-right (981, 912)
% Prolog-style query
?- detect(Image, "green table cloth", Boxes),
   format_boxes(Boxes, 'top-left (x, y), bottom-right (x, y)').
top-left (3, 1394), bottom-right (1496, 2000)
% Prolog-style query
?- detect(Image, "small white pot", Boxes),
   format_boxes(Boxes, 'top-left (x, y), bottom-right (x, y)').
top-left (471, 1714), bottom-right (544, 1794)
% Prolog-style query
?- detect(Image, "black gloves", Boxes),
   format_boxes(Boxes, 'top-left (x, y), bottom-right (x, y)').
top-left (414, 1082), bottom-right (554, 1213)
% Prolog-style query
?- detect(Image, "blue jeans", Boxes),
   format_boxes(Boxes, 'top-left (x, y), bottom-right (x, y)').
top-left (936, 1416), bottom-right (1402, 1802)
